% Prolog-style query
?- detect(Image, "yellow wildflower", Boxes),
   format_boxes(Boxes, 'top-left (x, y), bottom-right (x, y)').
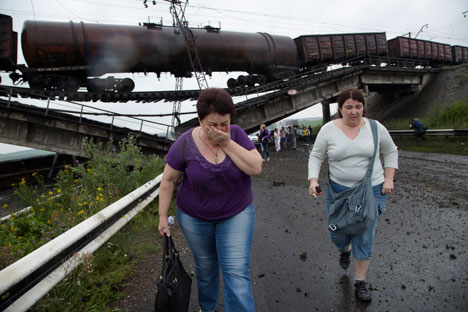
top-left (2, 204), bottom-right (8, 209)
top-left (97, 187), bottom-right (102, 191)
top-left (74, 179), bottom-right (79, 183)
top-left (32, 172), bottom-right (38, 176)
top-left (77, 210), bottom-right (84, 215)
top-left (10, 226), bottom-right (16, 232)
top-left (47, 219), bottom-right (51, 224)
top-left (87, 168), bottom-right (91, 172)
top-left (48, 191), bottom-right (53, 196)
top-left (57, 189), bottom-right (61, 193)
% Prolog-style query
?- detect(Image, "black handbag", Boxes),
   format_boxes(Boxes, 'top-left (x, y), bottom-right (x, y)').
top-left (154, 233), bottom-right (192, 312)
top-left (327, 119), bottom-right (379, 235)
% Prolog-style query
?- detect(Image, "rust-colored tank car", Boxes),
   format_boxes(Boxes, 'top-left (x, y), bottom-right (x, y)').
top-left (452, 45), bottom-right (468, 64)
top-left (21, 20), bottom-right (298, 80)
top-left (387, 36), bottom-right (452, 64)
top-left (4, 13), bottom-right (468, 92)
top-left (0, 14), bottom-right (18, 72)
top-left (294, 33), bottom-right (388, 66)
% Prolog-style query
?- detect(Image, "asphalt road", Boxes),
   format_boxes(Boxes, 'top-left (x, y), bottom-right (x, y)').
top-left (249, 147), bottom-right (468, 312)
top-left (112, 141), bottom-right (468, 312)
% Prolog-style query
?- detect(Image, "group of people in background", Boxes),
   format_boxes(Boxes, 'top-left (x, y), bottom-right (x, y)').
top-left (257, 123), bottom-right (315, 161)
top-left (158, 87), bottom-right (398, 311)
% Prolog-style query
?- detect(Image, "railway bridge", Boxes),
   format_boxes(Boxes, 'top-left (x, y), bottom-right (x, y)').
top-left (178, 64), bottom-right (440, 134)
top-left (0, 60), bottom-right (440, 156)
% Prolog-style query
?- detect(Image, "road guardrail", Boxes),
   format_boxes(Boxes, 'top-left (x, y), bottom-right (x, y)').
top-left (0, 174), bottom-right (162, 312)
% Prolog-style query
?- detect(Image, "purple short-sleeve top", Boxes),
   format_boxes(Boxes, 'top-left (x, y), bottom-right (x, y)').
top-left (166, 125), bottom-right (256, 221)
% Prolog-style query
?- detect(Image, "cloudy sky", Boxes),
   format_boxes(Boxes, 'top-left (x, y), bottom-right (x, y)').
top-left (0, 0), bottom-right (467, 152)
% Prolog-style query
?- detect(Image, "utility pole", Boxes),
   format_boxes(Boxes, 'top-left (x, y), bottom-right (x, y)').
top-left (168, 0), bottom-right (208, 137)
top-left (402, 24), bottom-right (428, 39)
top-left (143, 0), bottom-right (209, 137)
top-left (169, 1), bottom-right (209, 90)
top-left (402, 32), bottom-right (411, 38)
top-left (414, 24), bottom-right (428, 39)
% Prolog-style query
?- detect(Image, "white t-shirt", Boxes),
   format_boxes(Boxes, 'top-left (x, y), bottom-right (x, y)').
top-left (308, 118), bottom-right (398, 187)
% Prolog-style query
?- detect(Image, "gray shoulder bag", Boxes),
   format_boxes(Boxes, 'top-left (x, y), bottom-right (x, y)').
top-left (327, 119), bottom-right (379, 235)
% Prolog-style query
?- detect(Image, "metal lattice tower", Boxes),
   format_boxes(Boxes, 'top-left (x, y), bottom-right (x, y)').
top-left (170, 77), bottom-right (183, 136)
top-left (168, 0), bottom-right (209, 136)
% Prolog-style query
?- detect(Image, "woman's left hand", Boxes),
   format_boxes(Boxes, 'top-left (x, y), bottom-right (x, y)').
top-left (206, 126), bottom-right (231, 147)
top-left (382, 168), bottom-right (396, 195)
top-left (382, 178), bottom-right (394, 194)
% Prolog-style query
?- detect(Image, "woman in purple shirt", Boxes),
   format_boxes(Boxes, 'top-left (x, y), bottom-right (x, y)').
top-left (158, 88), bottom-right (262, 312)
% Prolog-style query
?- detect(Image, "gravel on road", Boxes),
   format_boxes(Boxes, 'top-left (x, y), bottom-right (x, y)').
top-left (109, 141), bottom-right (468, 312)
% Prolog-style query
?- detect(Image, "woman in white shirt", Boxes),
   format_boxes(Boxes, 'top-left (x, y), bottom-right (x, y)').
top-left (273, 128), bottom-right (281, 152)
top-left (308, 88), bottom-right (398, 302)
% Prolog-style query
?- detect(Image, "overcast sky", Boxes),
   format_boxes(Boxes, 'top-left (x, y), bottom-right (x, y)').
top-left (0, 0), bottom-right (467, 152)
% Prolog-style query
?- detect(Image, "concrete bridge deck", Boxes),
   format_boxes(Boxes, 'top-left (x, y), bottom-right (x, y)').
top-left (1, 63), bottom-right (439, 156)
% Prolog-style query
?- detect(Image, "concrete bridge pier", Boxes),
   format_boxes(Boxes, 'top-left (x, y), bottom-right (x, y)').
top-left (321, 97), bottom-right (336, 124)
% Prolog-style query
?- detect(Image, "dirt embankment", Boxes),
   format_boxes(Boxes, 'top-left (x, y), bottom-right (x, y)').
top-left (367, 66), bottom-right (468, 121)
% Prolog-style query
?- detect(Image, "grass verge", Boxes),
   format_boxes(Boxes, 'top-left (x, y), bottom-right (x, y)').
top-left (382, 95), bottom-right (468, 155)
top-left (0, 136), bottom-right (166, 311)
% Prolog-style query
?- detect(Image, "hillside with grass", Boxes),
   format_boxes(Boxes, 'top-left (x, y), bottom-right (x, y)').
top-left (364, 64), bottom-right (468, 155)
top-left (367, 64), bottom-right (468, 128)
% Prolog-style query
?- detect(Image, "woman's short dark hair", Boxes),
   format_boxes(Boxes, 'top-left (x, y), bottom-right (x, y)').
top-left (197, 88), bottom-right (235, 120)
top-left (336, 88), bottom-right (366, 118)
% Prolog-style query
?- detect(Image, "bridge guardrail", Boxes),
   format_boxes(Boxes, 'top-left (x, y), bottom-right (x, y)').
top-left (389, 129), bottom-right (468, 137)
top-left (0, 174), bottom-right (162, 312)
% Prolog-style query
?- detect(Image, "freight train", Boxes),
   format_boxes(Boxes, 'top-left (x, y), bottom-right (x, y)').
top-left (0, 14), bottom-right (467, 93)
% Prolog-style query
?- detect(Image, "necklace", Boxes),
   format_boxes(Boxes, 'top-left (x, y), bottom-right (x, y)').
top-left (197, 128), bottom-right (221, 164)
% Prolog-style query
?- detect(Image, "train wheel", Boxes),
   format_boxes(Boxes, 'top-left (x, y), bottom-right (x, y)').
top-left (119, 78), bottom-right (135, 93)
top-left (255, 75), bottom-right (267, 85)
top-left (237, 75), bottom-right (247, 87)
top-left (227, 78), bottom-right (237, 88)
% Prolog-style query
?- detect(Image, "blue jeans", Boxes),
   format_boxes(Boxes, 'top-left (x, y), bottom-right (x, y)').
top-left (177, 203), bottom-right (255, 312)
top-left (325, 180), bottom-right (387, 260)
top-left (260, 140), bottom-right (269, 160)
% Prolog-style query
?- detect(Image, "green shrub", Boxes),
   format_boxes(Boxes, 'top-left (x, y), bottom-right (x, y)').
top-left (425, 97), bottom-right (468, 129)
top-left (0, 135), bottom-right (165, 311)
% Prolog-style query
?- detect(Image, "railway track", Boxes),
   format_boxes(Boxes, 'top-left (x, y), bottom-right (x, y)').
top-left (0, 56), bottom-right (436, 104)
